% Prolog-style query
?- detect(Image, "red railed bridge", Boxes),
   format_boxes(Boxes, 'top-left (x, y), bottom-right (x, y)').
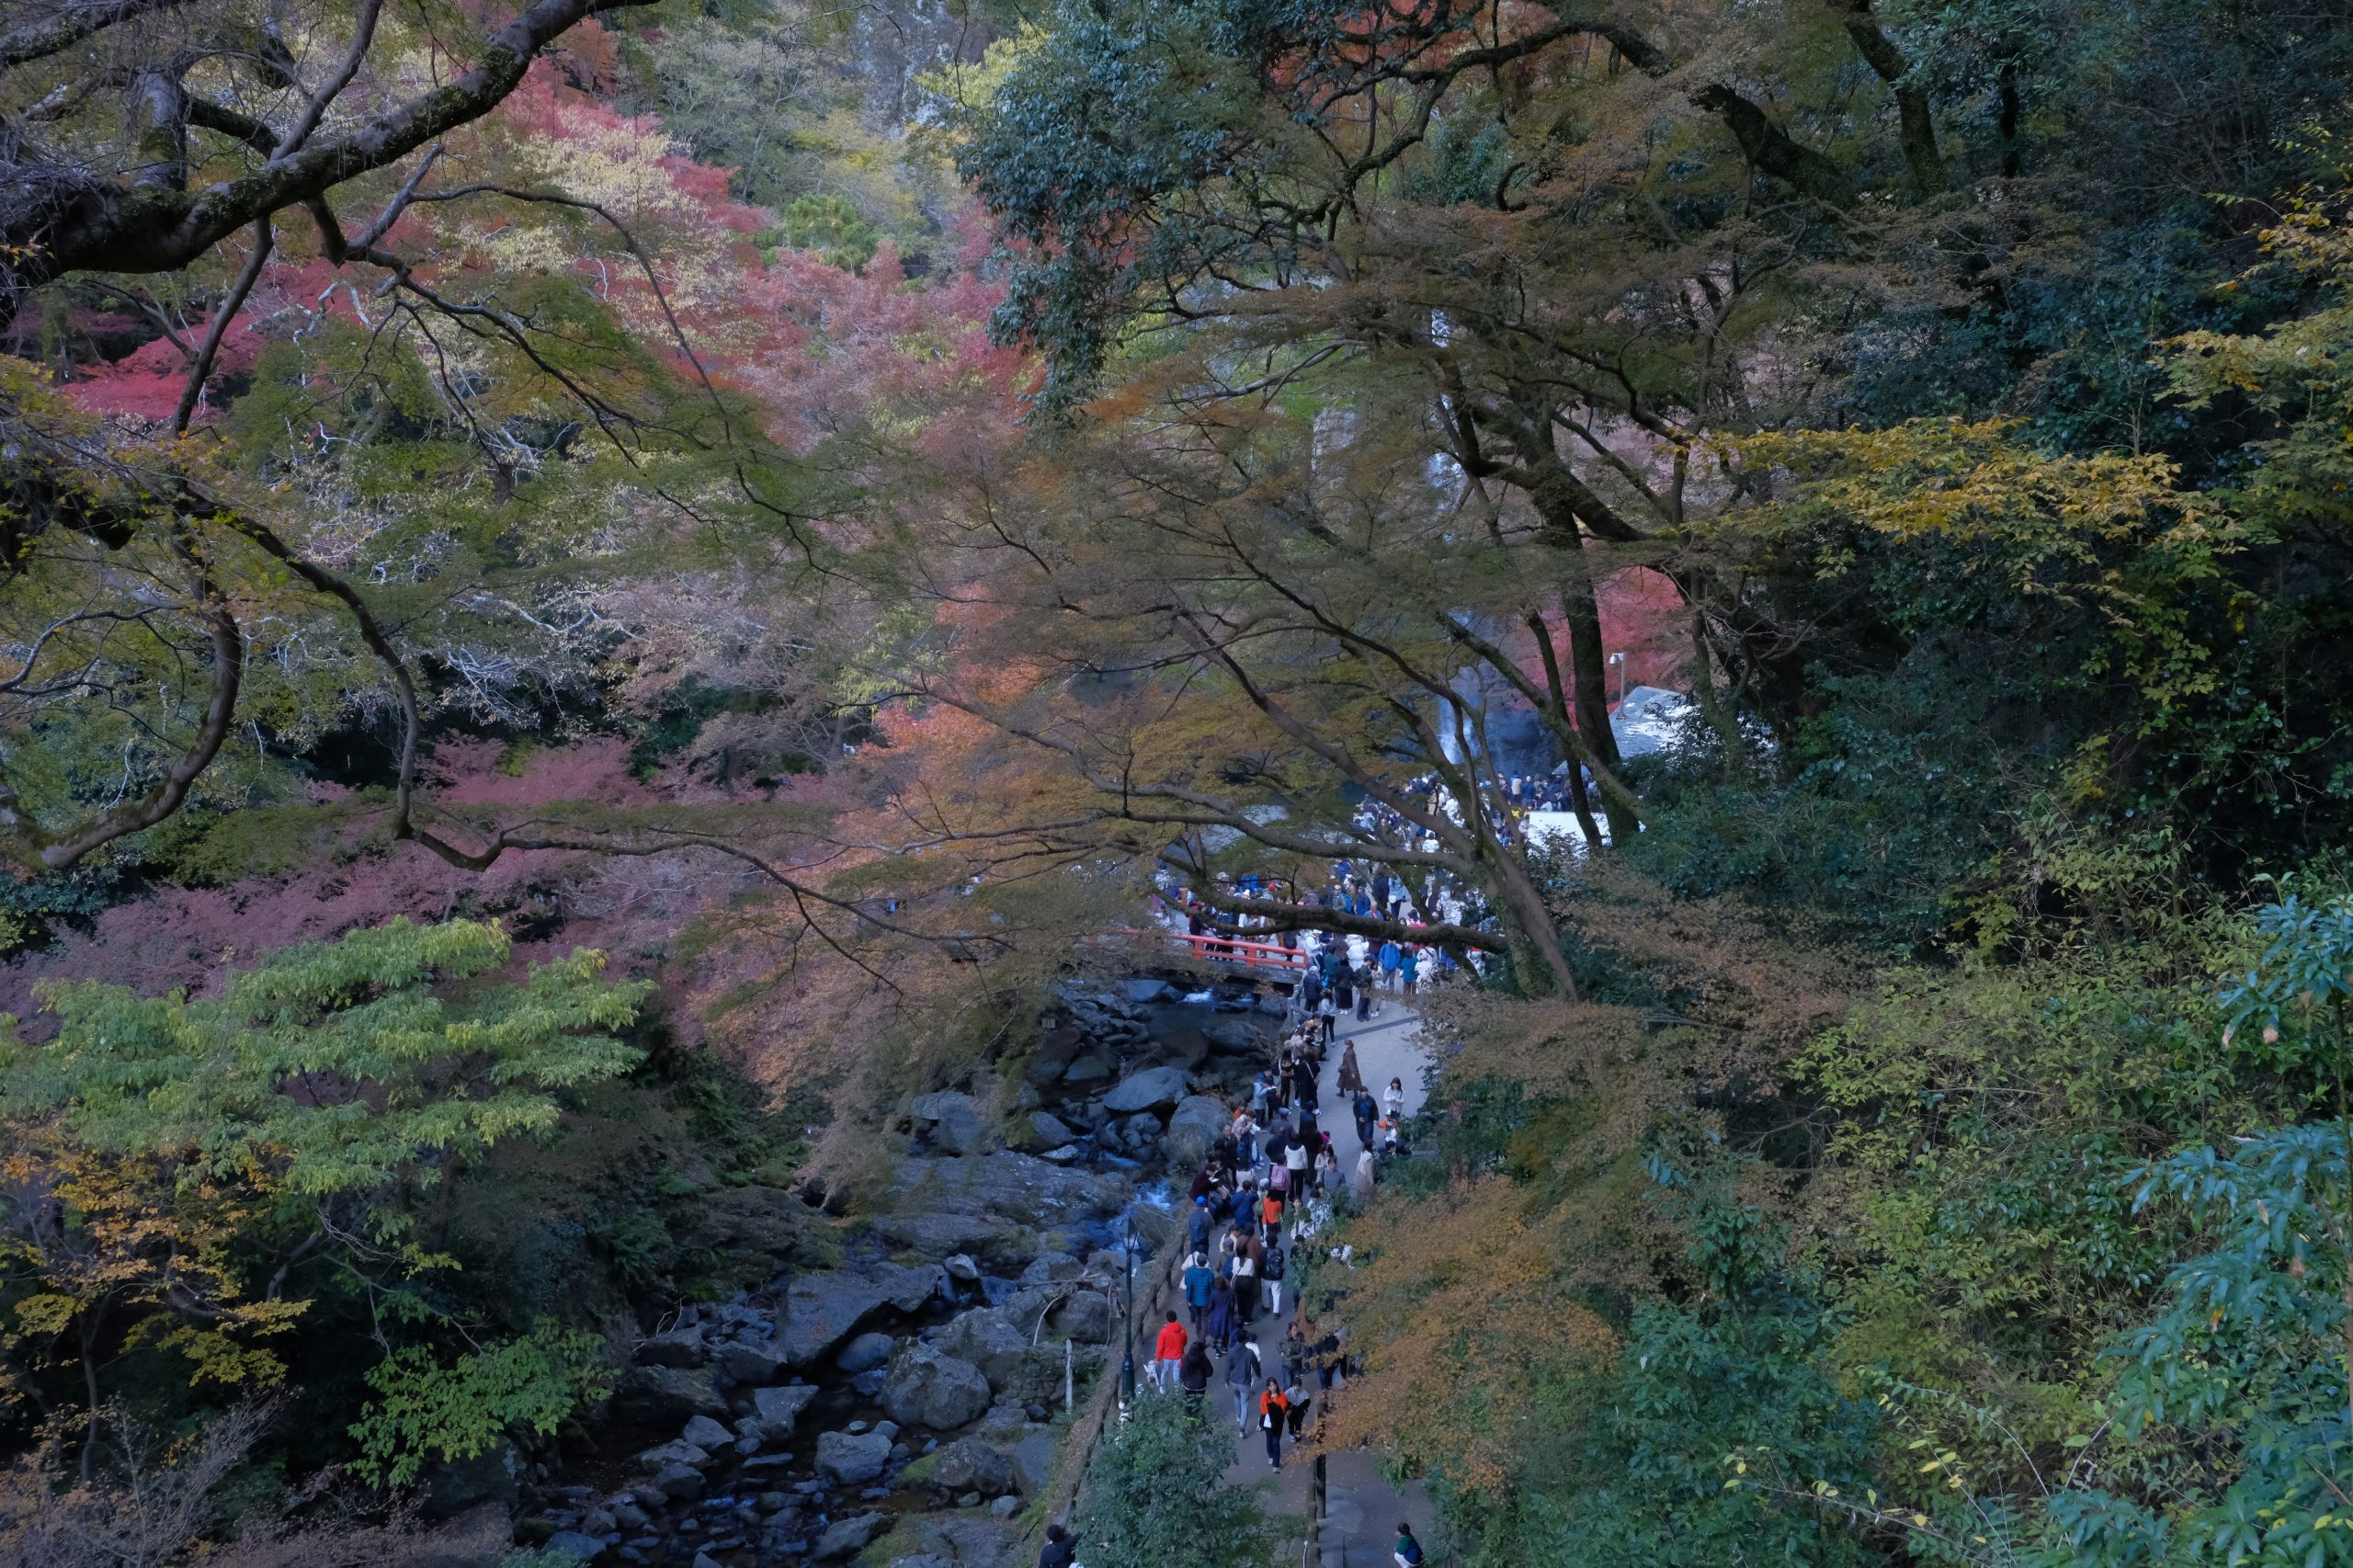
top-left (1102, 928), bottom-right (1317, 975)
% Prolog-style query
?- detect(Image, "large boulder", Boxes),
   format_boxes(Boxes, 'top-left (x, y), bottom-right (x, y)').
top-left (750, 1382), bottom-right (819, 1436)
top-left (716, 1340), bottom-right (787, 1385)
top-left (934, 1307), bottom-right (1059, 1400)
top-left (418, 1440), bottom-right (518, 1520)
top-left (1164, 1095), bottom-right (1230, 1166)
top-left (814, 1512), bottom-right (887, 1561)
top-left (635, 1439), bottom-right (713, 1471)
top-left (608, 1365), bottom-right (726, 1426)
top-left (911, 1091), bottom-right (993, 1156)
top-left (881, 1343), bottom-right (993, 1432)
top-left (1102, 1066), bottom-right (1188, 1115)
top-left (1201, 1017), bottom-right (1264, 1055)
top-left (866, 1210), bottom-right (1010, 1259)
top-left (680, 1414), bottom-right (733, 1449)
top-left (1009, 1429), bottom-right (1058, 1496)
top-left (633, 1326), bottom-right (708, 1368)
top-left (929, 1438), bottom-right (1017, 1497)
top-left (884, 1153), bottom-right (1128, 1232)
top-left (1058, 1051), bottom-right (1116, 1089)
top-left (1046, 1291), bottom-right (1115, 1345)
top-left (775, 1265), bottom-right (944, 1367)
top-left (543, 1530), bottom-right (609, 1563)
top-left (835, 1332), bottom-right (895, 1374)
top-left (898, 1515), bottom-right (1022, 1568)
top-left (814, 1429), bottom-right (893, 1486)
top-left (1014, 1111), bottom-right (1076, 1152)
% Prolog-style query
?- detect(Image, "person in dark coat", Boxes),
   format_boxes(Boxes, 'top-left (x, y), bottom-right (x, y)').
top-left (1205, 1275), bottom-right (1236, 1350)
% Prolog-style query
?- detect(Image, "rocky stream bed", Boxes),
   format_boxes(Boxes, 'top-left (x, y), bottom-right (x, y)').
top-left (478, 974), bottom-right (1284, 1568)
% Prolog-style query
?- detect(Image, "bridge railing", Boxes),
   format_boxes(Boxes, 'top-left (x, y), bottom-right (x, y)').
top-left (1098, 928), bottom-right (1315, 974)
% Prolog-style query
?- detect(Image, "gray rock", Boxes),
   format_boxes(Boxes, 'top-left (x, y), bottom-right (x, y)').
top-left (633, 1327), bottom-right (708, 1368)
top-left (1121, 978), bottom-right (1175, 1004)
top-left (1164, 1094), bottom-right (1231, 1165)
top-left (936, 1307), bottom-right (1038, 1394)
top-left (1059, 1051), bottom-right (1116, 1088)
top-left (609, 1365), bottom-right (726, 1426)
top-left (1010, 1429), bottom-right (1058, 1496)
top-left (417, 1439), bottom-right (518, 1519)
top-left (1023, 1111), bottom-right (1075, 1150)
top-left (814, 1511), bottom-right (886, 1561)
top-left (943, 1254), bottom-right (983, 1284)
top-left (835, 1331), bottom-right (895, 1374)
top-left (1017, 1253), bottom-right (1081, 1285)
top-left (544, 1530), bottom-right (609, 1562)
top-left (881, 1343), bottom-right (993, 1432)
top-left (912, 1090), bottom-right (994, 1155)
top-left (1103, 1066), bottom-right (1188, 1115)
top-left (716, 1341), bottom-right (787, 1385)
top-left (929, 1437), bottom-right (1017, 1497)
top-left (884, 1153), bottom-right (1128, 1231)
top-left (633, 1439), bottom-right (711, 1472)
top-left (1201, 1017), bottom-right (1264, 1054)
top-left (692, 1552), bottom-right (723, 1568)
top-left (652, 1461), bottom-right (704, 1501)
top-left (815, 1429), bottom-right (894, 1486)
top-left (1039, 1144), bottom-right (1082, 1164)
top-left (1046, 1290), bottom-right (1115, 1344)
top-left (866, 1210), bottom-right (1012, 1258)
top-left (610, 1499), bottom-right (650, 1531)
top-left (775, 1264), bottom-right (944, 1367)
top-left (680, 1415), bottom-right (734, 1450)
top-left (900, 1514), bottom-right (1022, 1568)
top-left (750, 1382), bottom-right (819, 1435)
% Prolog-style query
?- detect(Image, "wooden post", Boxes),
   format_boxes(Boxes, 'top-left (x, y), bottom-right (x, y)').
top-left (1311, 1449), bottom-right (1327, 1566)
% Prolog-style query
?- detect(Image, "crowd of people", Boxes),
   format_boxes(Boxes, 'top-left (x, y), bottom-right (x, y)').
top-left (1130, 988), bottom-right (1426, 1478)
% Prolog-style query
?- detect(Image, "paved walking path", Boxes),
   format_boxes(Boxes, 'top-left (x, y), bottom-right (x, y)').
top-left (1209, 993), bottom-right (1443, 1567)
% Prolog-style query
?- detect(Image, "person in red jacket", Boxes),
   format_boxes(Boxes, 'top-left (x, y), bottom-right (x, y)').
top-left (1152, 1311), bottom-right (1188, 1392)
top-left (1258, 1378), bottom-right (1290, 1469)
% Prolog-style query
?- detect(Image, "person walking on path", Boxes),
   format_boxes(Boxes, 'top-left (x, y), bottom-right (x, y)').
top-left (1151, 1312), bottom-right (1187, 1392)
top-left (1183, 1252), bottom-right (1214, 1331)
top-left (1258, 1379), bottom-right (1290, 1470)
top-left (1337, 1040), bottom-right (1367, 1097)
top-left (1384, 1076), bottom-right (1406, 1124)
top-left (1038, 1524), bottom-right (1077, 1568)
top-left (1377, 938), bottom-right (1402, 990)
top-left (1392, 1523), bottom-right (1426, 1567)
top-left (1231, 1244), bottom-right (1260, 1324)
top-left (1353, 1087), bottom-right (1379, 1150)
top-left (1316, 993), bottom-right (1336, 1046)
top-left (1261, 1238), bottom-right (1286, 1320)
top-left (1205, 1274), bottom-right (1236, 1352)
top-left (1224, 1339), bottom-right (1261, 1432)
top-left (1400, 946), bottom-right (1420, 997)
top-left (1354, 964), bottom-right (1375, 1021)
top-left (1178, 1341), bottom-right (1213, 1415)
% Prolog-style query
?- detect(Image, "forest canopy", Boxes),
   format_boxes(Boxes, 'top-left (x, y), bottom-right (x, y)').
top-left (10, 0), bottom-right (2353, 1564)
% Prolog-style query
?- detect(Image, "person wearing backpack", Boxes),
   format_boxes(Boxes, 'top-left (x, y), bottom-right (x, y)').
top-left (1183, 1251), bottom-right (1215, 1331)
top-left (1392, 1523), bottom-right (1425, 1567)
top-left (1224, 1338), bottom-right (1261, 1433)
top-left (1230, 1244), bottom-right (1260, 1323)
top-left (1261, 1239), bottom-right (1287, 1318)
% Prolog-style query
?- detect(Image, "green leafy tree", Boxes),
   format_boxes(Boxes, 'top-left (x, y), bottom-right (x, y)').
top-left (1074, 1394), bottom-right (1279, 1568)
top-left (349, 1319), bottom-right (613, 1487)
top-left (0, 918), bottom-right (648, 1471)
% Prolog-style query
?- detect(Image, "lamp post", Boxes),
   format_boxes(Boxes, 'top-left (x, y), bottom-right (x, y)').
top-left (1119, 1214), bottom-right (1137, 1407)
top-left (1608, 650), bottom-right (1627, 704)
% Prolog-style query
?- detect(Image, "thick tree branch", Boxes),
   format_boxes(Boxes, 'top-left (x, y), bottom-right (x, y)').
top-left (0, 0), bottom-right (188, 70)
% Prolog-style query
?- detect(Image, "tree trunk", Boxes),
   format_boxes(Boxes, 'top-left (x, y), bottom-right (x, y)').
top-left (1557, 552), bottom-right (1640, 844)
top-left (1485, 842), bottom-right (1579, 1000)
